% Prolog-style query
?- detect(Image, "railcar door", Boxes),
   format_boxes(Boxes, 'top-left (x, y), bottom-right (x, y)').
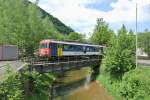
top-left (57, 44), bottom-right (62, 57)
top-left (83, 46), bottom-right (86, 54)
top-left (51, 43), bottom-right (57, 57)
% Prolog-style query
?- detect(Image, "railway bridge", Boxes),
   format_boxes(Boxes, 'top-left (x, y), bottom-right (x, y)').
top-left (29, 55), bottom-right (102, 74)
top-left (0, 53), bottom-right (103, 100)
top-left (27, 55), bottom-right (103, 100)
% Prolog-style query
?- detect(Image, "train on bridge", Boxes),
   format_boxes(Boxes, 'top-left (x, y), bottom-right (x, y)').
top-left (37, 39), bottom-right (103, 60)
top-left (28, 39), bottom-right (105, 73)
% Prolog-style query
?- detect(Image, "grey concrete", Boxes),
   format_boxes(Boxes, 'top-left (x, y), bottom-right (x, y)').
top-left (138, 60), bottom-right (150, 67)
top-left (0, 45), bottom-right (18, 60)
top-left (0, 61), bottom-right (26, 78)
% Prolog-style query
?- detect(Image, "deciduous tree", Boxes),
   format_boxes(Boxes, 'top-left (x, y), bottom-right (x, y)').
top-left (102, 25), bottom-right (136, 79)
top-left (91, 18), bottom-right (114, 45)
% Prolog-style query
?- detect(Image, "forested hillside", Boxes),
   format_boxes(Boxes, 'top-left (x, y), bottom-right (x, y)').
top-left (39, 8), bottom-right (74, 35)
top-left (0, 0), bottom-right (74, 56)
top-left (28, 0), bottom-right (74, 34)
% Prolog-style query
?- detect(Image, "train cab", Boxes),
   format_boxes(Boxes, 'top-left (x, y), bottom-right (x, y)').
top-left (39, 39), bottom-right (62, 57)
top-left (39, 40), bottom-right (51, 57)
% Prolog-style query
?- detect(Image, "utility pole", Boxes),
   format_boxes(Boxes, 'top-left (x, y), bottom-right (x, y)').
top-left (136, 3), bottom-right (138, 68)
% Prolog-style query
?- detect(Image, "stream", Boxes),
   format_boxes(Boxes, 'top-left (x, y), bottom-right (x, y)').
top-left (55, 67), bottom-right (113, 100)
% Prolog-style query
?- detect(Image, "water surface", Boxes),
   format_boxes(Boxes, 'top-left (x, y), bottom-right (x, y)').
top-left (56, 67), bottom-right (112, 100)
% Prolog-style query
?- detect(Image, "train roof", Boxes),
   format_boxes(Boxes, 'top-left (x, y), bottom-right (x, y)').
top-left (40, 39), bottom-right (104, 48)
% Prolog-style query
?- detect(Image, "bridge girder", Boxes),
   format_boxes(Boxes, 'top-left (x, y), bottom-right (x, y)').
top-left (29, 59), bottom-right (101, 73)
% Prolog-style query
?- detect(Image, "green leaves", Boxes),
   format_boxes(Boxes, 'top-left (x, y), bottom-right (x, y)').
top-left (0, 65), bottom-right (55, 100)
top-left (98, 67), bottom-right (150, 100)
top-left (0, 65), bottom-right (23, 100)
top-left (119, 67), bottom-right (150, 100)
top-left (102, 25), bottom-right (136, 79)
top-left (98, 25), bottom-right (149, 100)
top-left (67, 32), bottom-right (85, 42)
top-left (0, 0), bottom-right (68, 57)
top-left (91, 18), bottom-right (114, 45)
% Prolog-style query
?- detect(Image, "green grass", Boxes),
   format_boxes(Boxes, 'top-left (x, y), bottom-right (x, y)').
top-left (97, 74), bottom-right (122, 100)
top-left (97, 67), bottom-right (150, 100)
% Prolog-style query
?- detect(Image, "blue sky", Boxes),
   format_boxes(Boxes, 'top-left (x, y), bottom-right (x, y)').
top-left (85, 0), bottom-right (117, 12)
top-left (30, 0), bottom-right (150, 37)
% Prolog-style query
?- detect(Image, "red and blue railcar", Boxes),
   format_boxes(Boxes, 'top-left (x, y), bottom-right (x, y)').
top-left (38, 39), bottom-right (103, 59)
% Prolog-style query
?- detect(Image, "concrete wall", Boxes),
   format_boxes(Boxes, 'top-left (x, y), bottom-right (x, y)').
top-left (0, 45), bottom-right (18, 60)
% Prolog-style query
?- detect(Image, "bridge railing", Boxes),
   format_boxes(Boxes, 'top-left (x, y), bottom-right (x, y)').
top-left (28, 56), bottom-right (102, 73)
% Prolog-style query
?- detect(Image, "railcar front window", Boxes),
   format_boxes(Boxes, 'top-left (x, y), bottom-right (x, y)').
top-left (40, 43), bottom-right (47, 48)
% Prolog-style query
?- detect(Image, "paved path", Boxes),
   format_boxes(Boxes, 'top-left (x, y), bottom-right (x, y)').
top-left (0, 61), bottom-right (26, 78)
top-left (138, 60), bottom-right (150, 67)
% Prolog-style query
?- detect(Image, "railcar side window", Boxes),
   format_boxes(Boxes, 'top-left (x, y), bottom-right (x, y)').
top-left (63, 44), bottom-right (79, 51)
top-left (83, 46), bottom-right (86, 50)
top-left (76, 46), bottom-right (83, 51)
top-left (86, 47), bottom-right (89, 51)
top-left (63, 45), bottom-right (70, 50)
top-left (86, 46), bottom-right (99, 52)
top-left (96, 47), bottom-right (100, 52)
top-left (58, 44), bottom-right (63, 48)
top-left (40, 43), bottom-right (47, 48)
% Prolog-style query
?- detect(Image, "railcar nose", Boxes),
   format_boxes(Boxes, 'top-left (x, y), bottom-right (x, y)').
top-left (39, 48), bottom-right (51, 57)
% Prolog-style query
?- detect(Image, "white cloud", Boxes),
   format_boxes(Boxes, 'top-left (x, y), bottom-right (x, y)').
top-left (29, 0), bottom-right (150, 36)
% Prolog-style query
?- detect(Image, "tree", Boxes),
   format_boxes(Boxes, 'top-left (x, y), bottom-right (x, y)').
top-left (68, 32), bottom-right (85, 42)
top-left (0, 0), bottom-right (62, 56)
top-left (91, 18), bottom-right (114, 45)
top-left (102, 25), bottom-right (136, 79)
top-left (138, 30), bottom-right (150, 58)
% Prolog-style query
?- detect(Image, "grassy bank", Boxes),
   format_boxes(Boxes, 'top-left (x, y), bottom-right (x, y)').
top-left (97, 66), bottom-right (150, 100)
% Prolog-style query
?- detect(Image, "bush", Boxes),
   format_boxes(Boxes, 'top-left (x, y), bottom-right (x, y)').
top-left (0, 66), bottom-right (23, 100)
top-left (26, 71), bottom-right (55, 100)
top-left (119, 67), bottom-right (150, 100)
top-left (98, 67), bottom-right (150, 100)
top-left (0, 65), bottom-right (55, 100)
top-left (102, 25), bottom-right (136, 79)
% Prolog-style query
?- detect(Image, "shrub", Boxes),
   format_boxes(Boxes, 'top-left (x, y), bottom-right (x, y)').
top-left (102, 25), bottom-right (136, 79)
top-left (0, 66), bottom-right (23, 100)
top-left (119, 67), bottom-right (150, 100)
top-left (0, 65), bottom-right (55, 100)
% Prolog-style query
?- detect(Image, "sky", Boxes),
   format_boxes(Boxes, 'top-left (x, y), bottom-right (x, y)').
top-left (30, 0), bottom-right (150, 37)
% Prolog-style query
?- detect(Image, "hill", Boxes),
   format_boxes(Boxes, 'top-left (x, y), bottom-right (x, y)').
top-left (28, 1), bottom-right (74, 34)
top-left (40, 9), bottom-right (74, 34)
top-left (0, 0), bottom-right (73, 56)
